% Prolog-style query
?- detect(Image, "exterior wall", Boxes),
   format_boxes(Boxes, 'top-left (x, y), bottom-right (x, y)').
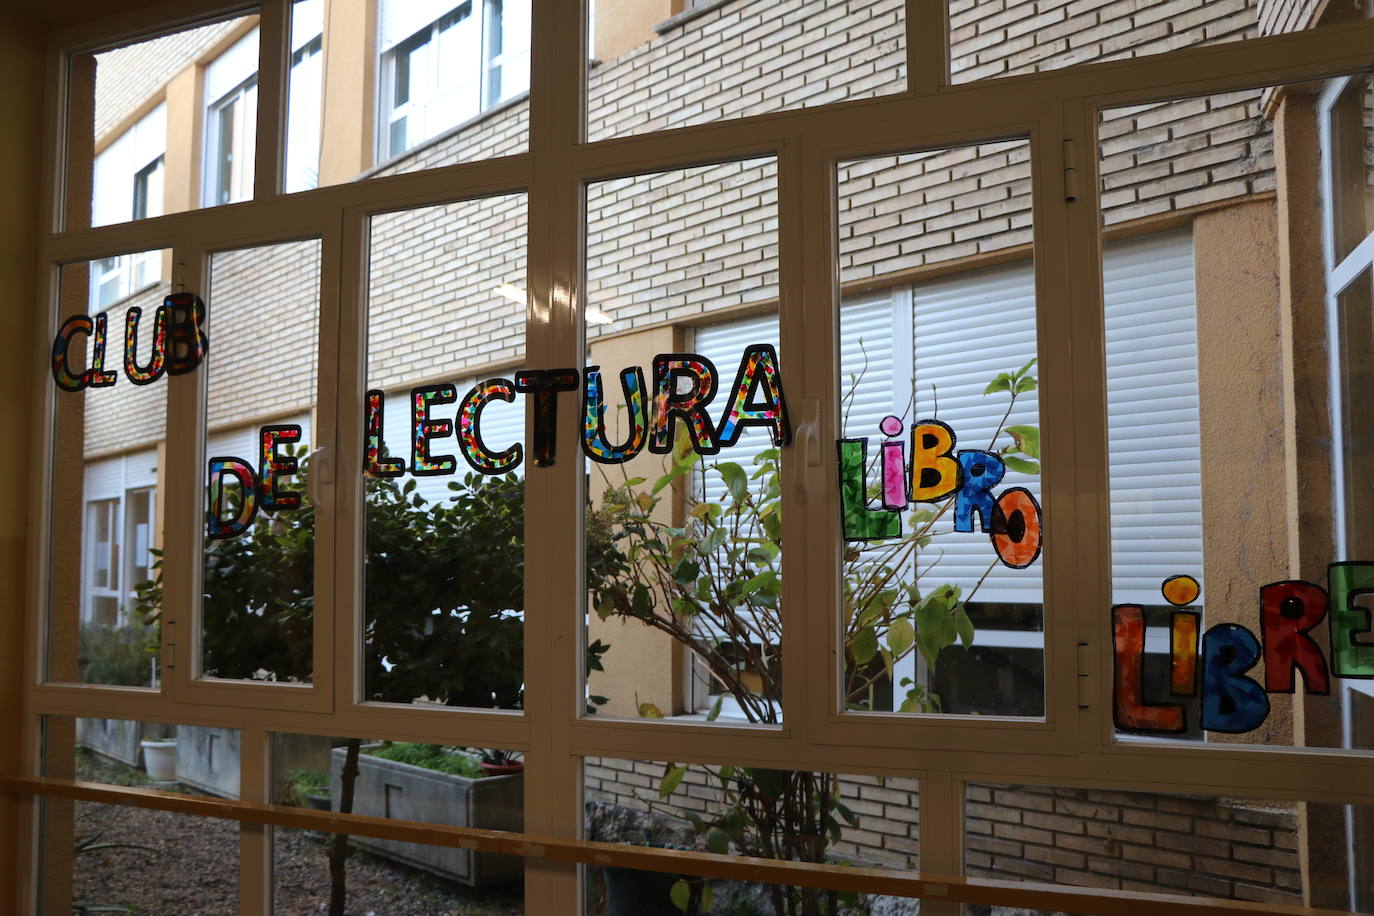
top-left (84, 283), bottom-right (168, 458)
top-left (950, 0), bottom-right (1256, 83)
top-left (966, 784), bottom-right (1302, 904)
top-left (1259, 0), bottom-right (1325, 36)
top-left (94, 18), bottom-right (239, 145)
top-left (205, 240), bottom-right (322, 432)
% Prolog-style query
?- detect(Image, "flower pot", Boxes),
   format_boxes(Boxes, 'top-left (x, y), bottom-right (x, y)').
top-left (479, 761), bottom-right (524, 777)
top-left (140, 740), bottom-right (177, 781)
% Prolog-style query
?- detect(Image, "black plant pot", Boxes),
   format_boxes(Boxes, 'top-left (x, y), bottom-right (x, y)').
top-left (602, 865), bottom-right (689, 916)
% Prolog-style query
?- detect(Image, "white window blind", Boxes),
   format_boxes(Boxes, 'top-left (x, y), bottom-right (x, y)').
top-left (84, 450), bottom-right (159, 501)
top-left (1103, 230), bottom-right (1204, 606)
top-left (204, 28), bottom-right (259, 104)
top-left (378, 0), bottom-right (466, 55)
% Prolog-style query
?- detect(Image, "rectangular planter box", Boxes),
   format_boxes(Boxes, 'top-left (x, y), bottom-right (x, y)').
top-left (176, 726), bottom-right (240, 798)
top-left (76, 718), bottom-right (174, 768)
top-left (330, 747), bottom-right (522, 887)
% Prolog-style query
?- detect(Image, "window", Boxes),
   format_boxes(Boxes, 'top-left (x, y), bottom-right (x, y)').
top-left (203, 28), bottom-right (259, 206)
top-left (378, 0), bottom-right (530, 159)
top-left (30, 4), bottom-right (1374, 914)
top-left (90, 104), bottom-right (165, 308)
top-left (285, 0), bottom-right (325, 192)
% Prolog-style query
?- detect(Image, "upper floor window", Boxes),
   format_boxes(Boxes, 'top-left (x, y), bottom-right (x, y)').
top-left (378, 0), bottom-right (530, 160)
top-left (91, 103), bottom-right (165, 307)
top-left (285, 0), bottom-right (325, 192)
top-left (203, 28), bottom-right (259, 206)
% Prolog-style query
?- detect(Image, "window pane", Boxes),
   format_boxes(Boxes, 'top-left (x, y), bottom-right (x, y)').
top-left (1330, 73), bottom-right (1374, 266)
top-left (84, 14), bottom-right (255, 226)
top-left (47, 255), bottom-right (170, 688)
top-left (272, 733), bottom-right (525, 913)
top-left (587, 0), bottom-right (906, 141)
top-left (1097, 87), bottom-right (1374, 754)
top-left (375, 0), bottom-right (530, 172)
top-left (583, 159), bottom-right (784, 725)
top-left (284, 0), bottom-right (325, 194)
top-left (585, 755), bottom-right (917, 914)
top-left (837, 141), bottom-right (1043, 719)
top-left (42, 716), bottom-right (240, 914)
top-left (202, 239), bottom-right (322, 683)
top-left (364, 194), bottom-right (527, 709)
top-left (949, 0), bottom-right (1289, 86)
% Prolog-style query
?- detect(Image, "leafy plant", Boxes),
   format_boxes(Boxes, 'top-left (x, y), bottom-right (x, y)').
top-left (77, 618), bottom-right (158, 687)
top-left (365, 742), bottom-right (486, 779)
top-left (588, 363), bottom-right (1039, 915)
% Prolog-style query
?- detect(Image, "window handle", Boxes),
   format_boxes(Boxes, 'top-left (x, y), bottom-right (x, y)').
top-left (792, 398), bottom-right (821, 502)
top-left (304, 446), bottom-right (333, 507)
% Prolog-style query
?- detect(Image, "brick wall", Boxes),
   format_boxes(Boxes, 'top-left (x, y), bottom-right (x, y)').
top-left (84, 282), bottom-right (168, 458)
top-left (94, 18), bottom-right (240, 145)
top-left (966, 784), bottom-right (1302, 905)
top-left (585, 764), bottom-right (1303, 906)
top-left (205, 240), bottom-right (322, 432)
top-left (949, 0), bottom-right (1256, 84)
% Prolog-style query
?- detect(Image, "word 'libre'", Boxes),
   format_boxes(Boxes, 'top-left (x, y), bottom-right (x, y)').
top-left (1115, 570), bottom-right (1374, 735)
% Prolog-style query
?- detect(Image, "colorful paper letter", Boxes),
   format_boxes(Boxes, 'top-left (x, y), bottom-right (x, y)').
top-left (715, 344), bottom-right (791, 448)
top-left (838, 439), bottom-right (901, 541)
top-left (582, 366), bottom-right (649, 464)
top-left (1112, 605), bottom-right (1185, 733)
top-left (163, 292), bottom-right (208, 375)
top-left (953, 450), bottom-right (1005, 533)
top-left (1328, 562), bottom-right (1374, 678)
top-left (1260, 580), bottom-right (1331, 694)
top-left (459, 378), bottom-right (524, 474)
top-left (51, 314), bottom-right (117, 391)
top-left (649, 355), bottom-right (719, 455)
top-left (514, 369), bottom-right (579, 467)
top-left (364, 390), bottom-right (404, 477)
top-left (990, 486), bottom-right (1042, 569)
top-left (411, 384), bottom-right (457, 476)
top-left (909, 420), bottom-right (959, 502)
top-left (1170, 611), bottom-right (1199, 697)
top-left (124, 305), bottom-right (168, 385)
top-left (1200, 623), bottom-right (1270, 733)
top-left (207, 458), bottom-right (259, 539)
top-left (259, 424), bottom-right (303, 512)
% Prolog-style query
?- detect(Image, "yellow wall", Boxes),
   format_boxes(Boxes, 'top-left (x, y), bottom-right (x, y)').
top-left (0, 10), bottom-right (46, 906)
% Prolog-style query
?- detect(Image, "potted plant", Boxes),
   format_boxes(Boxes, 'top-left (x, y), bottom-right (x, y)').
top-left (139, 737), bottom-right (177, 781)
top-left (588, 363), bottom-right (1040, 916)
top-left (475, 747), bottom-right (524, 777)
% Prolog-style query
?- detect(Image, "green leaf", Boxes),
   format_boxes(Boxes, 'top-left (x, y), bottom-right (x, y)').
top-left (887, 618), bottom-right (915, 658)
top-left (983, 373), bottom-right (1011, 395)
top-left (1004, 425), bottom-right (1040, 459)
top-left (851, 627), bottom-right (879, 665)
top-left (670, 878), bottom-right (691, 912)
top-left (1014, 356), bottom-right (1038, 379)
top-left (954, 605), bottom-right (976, 649)
top-left (705, 825), bottom-right (730, 854)
top-left (706, 694), bottom-right (724, 722)
top-left (660, 764), bottom-right (687, 797)
top-left (1014, 375), bottom-right (1038, 394)
top-left (1002, 455), bottom-right (1040, 475)
top-left (716, 461), bottom-right (748, 504)
top-left (702, 883), bottom-right (715, 911)
top-left (672, 558), bottom-right (702, 584)
top-left (639, 702), bottom-right (664, 718)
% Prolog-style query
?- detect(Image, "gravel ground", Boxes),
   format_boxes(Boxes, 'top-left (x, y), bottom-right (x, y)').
top-left (69, 751), bottom-right (524, 915)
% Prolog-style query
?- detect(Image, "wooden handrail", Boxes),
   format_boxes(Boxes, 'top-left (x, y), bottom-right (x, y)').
top-left (2, 775), bottom-right (1365, 916)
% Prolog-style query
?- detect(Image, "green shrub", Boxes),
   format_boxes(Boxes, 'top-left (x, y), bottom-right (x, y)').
top-left (365, 742), bottom-right (485, 779)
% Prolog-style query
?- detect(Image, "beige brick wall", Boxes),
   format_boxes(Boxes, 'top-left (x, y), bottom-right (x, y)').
top-left (84, 282), bottom-right (168, 458)
top-left (949, 0), bottom-right (1256, 83)
top-left (966, 784), bottom-right (1302, 904)
top-left (205, 240), bottom-right (322, 432)
top-left (93, 18), bottom-right (239, 145)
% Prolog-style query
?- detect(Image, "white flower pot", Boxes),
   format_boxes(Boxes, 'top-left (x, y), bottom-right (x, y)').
top-left (140, 740), bottom-right (177, 781)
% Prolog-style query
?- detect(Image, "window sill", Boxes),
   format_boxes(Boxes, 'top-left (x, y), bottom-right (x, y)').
top-left (653, 0), bottom-right (736, 37)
